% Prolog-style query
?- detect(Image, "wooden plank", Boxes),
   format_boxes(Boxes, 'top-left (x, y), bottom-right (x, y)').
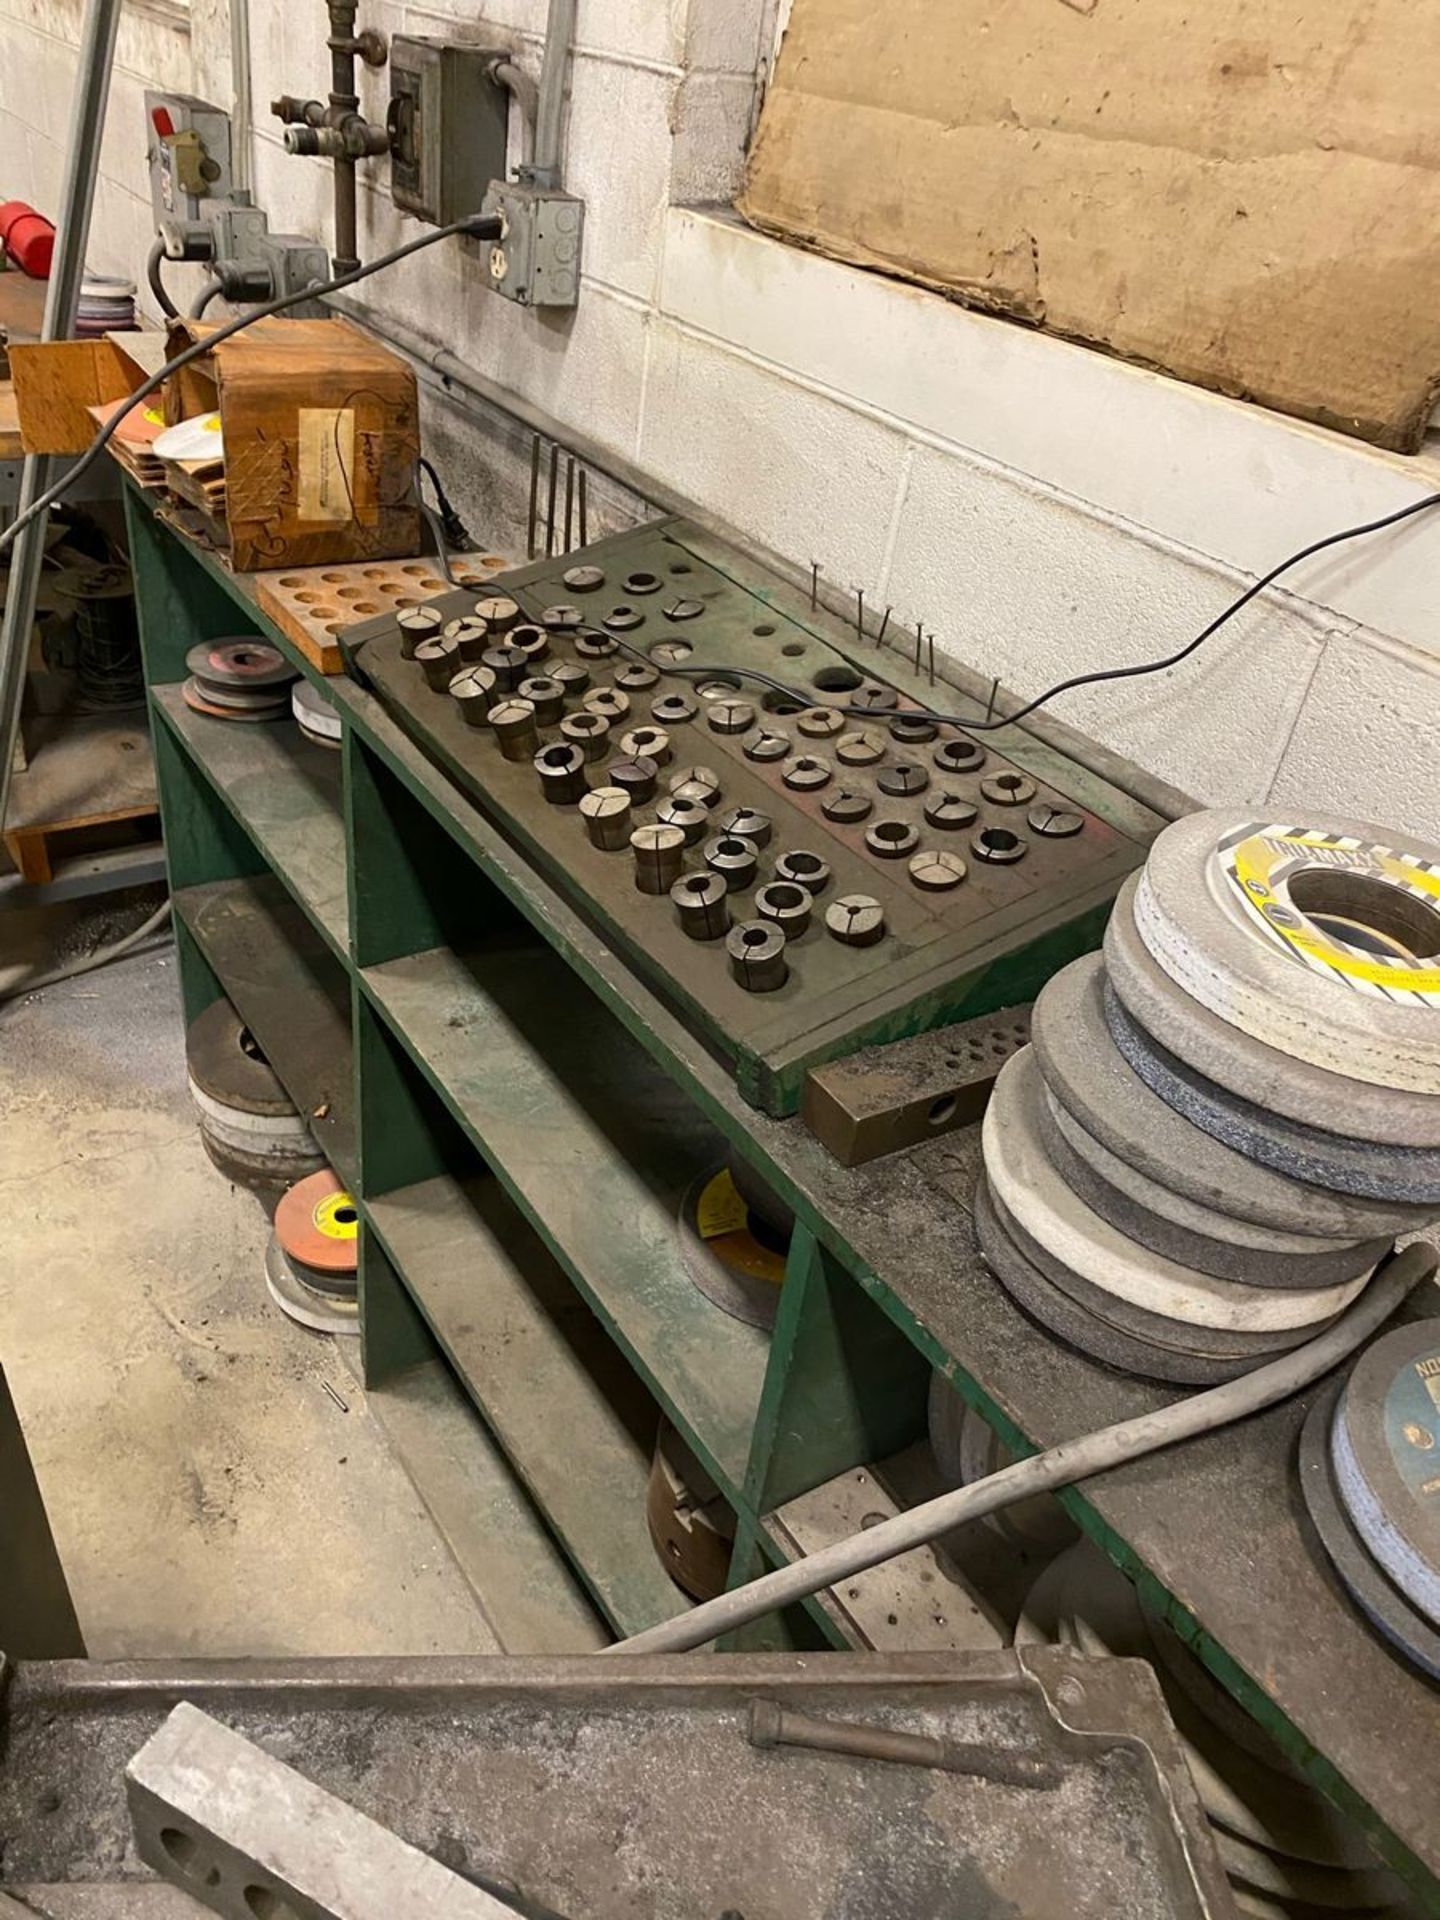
top-left (152, 684), bottom-right (348, 956)
top-left (173, 875), bottom-right (356, 1185)
top-left (255, 552), bottom-right (512, 678)
top-left (336, 1344), bottom-right (607, 1655)
top-left (368, 1174), bottom-right (691, 1637)
top-left (0, 381), bottom-right (22, 460)
top-left (359, 942), bottom-right (770, 1498)
top-left (5, 711), bottom-right (155, 832)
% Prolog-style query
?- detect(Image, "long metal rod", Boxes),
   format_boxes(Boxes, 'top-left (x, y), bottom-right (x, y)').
top-left (0, 0), bottom-right (121, 831)
top-left (531, 0), bottom-right (577, 188)
top-left (230, 0), bottom-right (254, 198)
top-left (611, 1243), bottom-right (1434, 1655)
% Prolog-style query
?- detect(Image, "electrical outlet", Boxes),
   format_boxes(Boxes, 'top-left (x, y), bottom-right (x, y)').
top-left (480, 181), bottom-right (583, 308)
top-left (388, 37), bottom-right (509, 226)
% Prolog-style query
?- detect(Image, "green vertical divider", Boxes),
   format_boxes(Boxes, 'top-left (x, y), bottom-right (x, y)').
top-left (744, 1223), bottom-right (931, 1516)
top-left (124, 488), bottom-right (264, 685)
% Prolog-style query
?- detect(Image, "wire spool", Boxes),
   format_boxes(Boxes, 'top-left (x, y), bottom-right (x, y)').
top-left (677, 1167), bottom-right (787, 1330)
top-left (268, 1169), bottom-right (359, 1335)
top-left (1134, 812), bottom-right (1440, 1098)
top-left (645, 1419), bottom-right (737, 1602)
top-left (291, 676), bottom-right (342, 748)
top-left (1017, 1542), bottom-right (1410, 1910)
top-left (185, 998), bottom-right (324, 1195)
top-left (926, 1372), bottom-right (1078, 1552)
top-left (53, 564), bottom-right (142, 710)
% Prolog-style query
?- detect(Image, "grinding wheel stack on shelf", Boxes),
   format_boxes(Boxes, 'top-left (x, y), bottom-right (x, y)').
top-left (185, 998), bottom-right (325, 1197)
top-left (977, 813), bottom-right (1440, 1384)
top-left (265, 1168), bottom-right (359, 1336)
top-left (1017, 1540), bottom-right (1417, 1919)
top-left (182, 639), bottom-right (298, 722)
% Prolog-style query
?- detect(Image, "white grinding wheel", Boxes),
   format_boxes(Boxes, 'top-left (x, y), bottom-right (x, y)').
top-left (1106, 871), bottom-right (1440, 1150)
top-left (1136, 812), bottom-right (1440, 1096)
top-left (983, 1051), bottom-right (1373, 1334)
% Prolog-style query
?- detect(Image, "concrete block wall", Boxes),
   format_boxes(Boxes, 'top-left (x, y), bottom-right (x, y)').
top-left (2, 0), bottom-right (1438, 834)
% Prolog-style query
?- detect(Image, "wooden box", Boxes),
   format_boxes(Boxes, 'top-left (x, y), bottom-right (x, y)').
top-left (12, 316), bottom-right (421, 573)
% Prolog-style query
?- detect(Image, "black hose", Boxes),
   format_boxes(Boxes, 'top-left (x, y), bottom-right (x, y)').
top-left (145, 237), bottom-right (178, 321)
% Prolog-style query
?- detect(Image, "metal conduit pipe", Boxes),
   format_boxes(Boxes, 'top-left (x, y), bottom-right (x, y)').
top-left (610, 1241), bottom-right (1438, 1655)
top-left (490, 57), bottom-right (539, 165)
top-left (531, 0), bottom-right (577, 188)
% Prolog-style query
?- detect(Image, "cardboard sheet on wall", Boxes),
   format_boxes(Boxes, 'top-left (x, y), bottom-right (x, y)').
top-left (738, 0), bottom-right (1440, 451)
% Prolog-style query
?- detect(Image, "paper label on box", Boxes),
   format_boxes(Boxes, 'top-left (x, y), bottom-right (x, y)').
top-left (297, 407), bottom-right (356, 523)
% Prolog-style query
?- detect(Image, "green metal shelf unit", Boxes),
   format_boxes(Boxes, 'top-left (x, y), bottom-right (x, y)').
top-left (128, 491), bottom-right (928, 1655)
top-left (128, 488), bottom-right (1440, 1912)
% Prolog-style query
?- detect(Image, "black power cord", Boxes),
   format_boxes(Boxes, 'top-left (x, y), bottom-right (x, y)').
top-left (418, 455), bottom-right (476, 552)
top-left (474, 489), bottom-right (1440, 737)
top-left (0, 212), bottom-right (502, 561)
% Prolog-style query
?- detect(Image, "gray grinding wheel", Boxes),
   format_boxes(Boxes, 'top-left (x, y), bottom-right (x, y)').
top-left (187, 996), bottom-right (296, 1116)
top-left (1105, 983), bottom-right (1440, 1205)
top-left (1137, 811), bottom-right (1440, 1097)
top-left (985, 1049), bottom-right (1370, 1335)
top-left (974, 1179), bottom-right (1254, 1385)
top-left (1106, 871), bottom-right (1440, 1150)
top-left (988, 1184), bottom-right (1316, 1364)
top-left (1032, 956), bottom-right (1435, 1241)
top-left (1042, 1082), bottom-right (1369, 1262)
top-left (1332, 1320), bottom-right (1440, 1627)
top-left (1034, 1085), bottom-right (1388, 1290)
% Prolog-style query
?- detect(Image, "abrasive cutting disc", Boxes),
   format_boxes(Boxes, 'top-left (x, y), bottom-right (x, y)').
top-left (974, 1179), bottom-right (1252, 1385)
top-left (1105, 983), bottom-right (1440, 1205)
top-left (181, 678), bottom-right (289, 722)
top-left (984, 1050), bottom-right (1370, 1334)
top-left (1031, 956), bottom-right (1430, 1241)
top-left (1106, 871), bottom-right (1440, 1150)
top-left (1135, 812), bottom-right (1440, 1096)
top-left (677, 1168), bottom-right (786, 1329)
top-left (274, 1169), bottom-right (359, 1277)
top-left (1035, 1085), bottom-right (1386, 1290)
top-left (1331, 1321), bottom-right (1440, 1625)
top-left (185, 638), bottom-right (297, 692)
top-left (1298, 1380), bottom-right (1440, 1684)
top-left (264, 1235), bottom-right (358, 1336)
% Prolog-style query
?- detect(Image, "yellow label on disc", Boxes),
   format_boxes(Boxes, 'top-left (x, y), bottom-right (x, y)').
top-left (1220, 825), bottom-right (1440, 1004)
top-left (313, 1190), bottom-right (359, 1240)
top-left (696, 1169), bottom-right (750, 1240)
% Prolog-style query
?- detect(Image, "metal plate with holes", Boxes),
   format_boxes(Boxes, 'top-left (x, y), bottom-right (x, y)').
top-left (348, 519), bottom-right (1156, 1114)
top-left (803, 1005), bottom-right (1032, 1166)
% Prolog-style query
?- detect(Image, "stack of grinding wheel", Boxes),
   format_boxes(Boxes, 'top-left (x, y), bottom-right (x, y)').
top-left (927, 1375), bottom-right (1078, 1554)
top-left (183, 639), bottom-right (298, 722)
top-left (677, 1154), bottom-right (793, 1330)
top-left (1298, 1321), bottom-right (1440, 1684)
top-left (1017, 1541), bottom-right (1416, 1919)
top-left (265, 1169), bottom-right (359, 1336)
top-left (977, 811), bottom-right (1440, 1385)
top-left (186, 998), bottom-right (325, 1197)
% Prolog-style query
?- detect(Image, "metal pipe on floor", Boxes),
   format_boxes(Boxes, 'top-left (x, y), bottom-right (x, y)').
top-left (0, 0), bottom-right (122, 831)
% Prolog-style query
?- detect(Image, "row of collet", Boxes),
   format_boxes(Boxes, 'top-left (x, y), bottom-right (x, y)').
top-left (399, 598), bottom-right (891, 993)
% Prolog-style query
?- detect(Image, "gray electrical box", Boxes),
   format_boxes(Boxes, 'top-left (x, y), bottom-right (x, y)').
top-left (388, 37), bottom-right (509, 226)
top-left (145, 92), bottom-right (234, 226)
top-left (481, 181), bottom-right (584, 308)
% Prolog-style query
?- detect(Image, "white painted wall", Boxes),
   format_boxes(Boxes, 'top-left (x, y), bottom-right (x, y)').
top-left (3, 0), bottom-right (1438, 833)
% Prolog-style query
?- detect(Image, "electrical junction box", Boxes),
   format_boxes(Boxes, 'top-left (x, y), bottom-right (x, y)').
top-left (388, 37), bottom-right (509, 226)
top-left (145, 92), bottom-right (233, 225)
top-left (481, 180), bottom-right (583, 308)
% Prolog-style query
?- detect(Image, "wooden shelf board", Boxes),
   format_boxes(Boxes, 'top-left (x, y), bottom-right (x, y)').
top-left (366, 1174), bottom-right (690, 1638)
top-left (359, 939), bottom-right (770, 1499)
top-left (153, 684), bottom-right (348, 955)
top-left (173, 874), bottom-right (356, 1184)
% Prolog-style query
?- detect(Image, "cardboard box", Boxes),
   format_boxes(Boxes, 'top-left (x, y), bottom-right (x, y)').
top-left (739, 0), bottom-right (1440, 452)
top-left (12, 316), bottom-right (422, 570)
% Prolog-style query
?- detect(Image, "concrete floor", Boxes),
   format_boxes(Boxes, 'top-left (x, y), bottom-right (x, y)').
top-left (0, 898), bottom-right (501, 1659)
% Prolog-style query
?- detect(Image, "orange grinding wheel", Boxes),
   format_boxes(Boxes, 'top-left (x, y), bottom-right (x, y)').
top-left (274, 1169), bottom-right (359, 1276)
